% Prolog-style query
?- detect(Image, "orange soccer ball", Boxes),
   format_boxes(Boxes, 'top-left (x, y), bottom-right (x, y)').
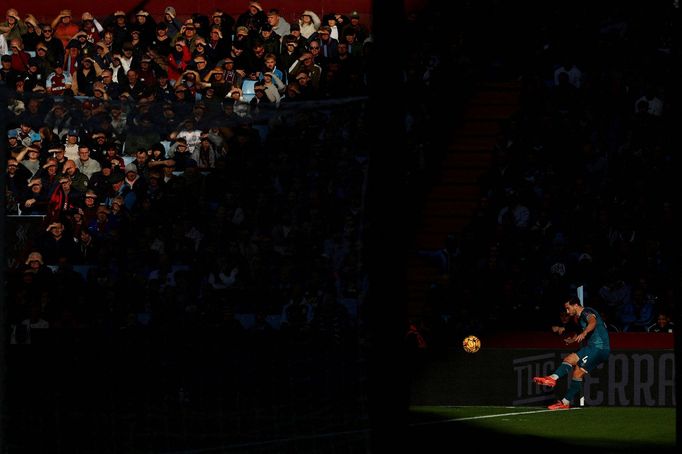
top-left (462, 335), bottom-right (481, 353)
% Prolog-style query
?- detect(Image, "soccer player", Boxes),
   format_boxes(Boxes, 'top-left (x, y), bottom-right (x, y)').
top-left (533, 296), bottom-right (611, 410)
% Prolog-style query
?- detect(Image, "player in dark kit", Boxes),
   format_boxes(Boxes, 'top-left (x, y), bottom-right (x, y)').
top-left (533, 297), bottom-right (611, 410)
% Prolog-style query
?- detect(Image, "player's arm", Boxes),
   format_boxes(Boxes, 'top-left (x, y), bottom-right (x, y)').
top-left (574, 313), bottom-right (597, 343)
top-left (551, 325), bottom-right (565, 335)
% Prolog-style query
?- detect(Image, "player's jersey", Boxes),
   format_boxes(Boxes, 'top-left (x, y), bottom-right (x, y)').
top-left (579, 306), bottom-right (610, 351)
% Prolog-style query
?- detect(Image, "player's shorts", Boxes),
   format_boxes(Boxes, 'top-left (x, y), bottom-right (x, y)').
top-left (575, 345), bottom-right (610, 373)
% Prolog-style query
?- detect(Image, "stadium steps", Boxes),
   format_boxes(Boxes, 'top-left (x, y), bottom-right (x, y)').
top-left (407, 80), bottom-right (521, 319)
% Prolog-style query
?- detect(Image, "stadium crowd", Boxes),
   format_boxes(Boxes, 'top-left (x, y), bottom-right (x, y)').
top-left (2, 3), bottom-right (381, 343)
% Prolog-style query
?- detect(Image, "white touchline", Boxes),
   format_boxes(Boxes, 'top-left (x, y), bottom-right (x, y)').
top-left (410, 408), bottom-right (582, 427)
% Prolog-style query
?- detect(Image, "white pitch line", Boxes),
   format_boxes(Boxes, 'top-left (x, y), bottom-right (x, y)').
top-left (410, 407), bottom-right (582, 427)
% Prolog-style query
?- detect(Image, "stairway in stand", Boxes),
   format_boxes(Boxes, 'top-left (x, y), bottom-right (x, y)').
top-left (407, 81), bottom-right (521, 320)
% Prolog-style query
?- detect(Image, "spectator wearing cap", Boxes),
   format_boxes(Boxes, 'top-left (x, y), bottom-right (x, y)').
top-left (7, 130), bottom-right (25, 159)
top-left (162, 7), bottom-right (182, 38)
top-left (63, 129), bottom-right (80, 161)
top-left (298, 10), bottom-right (321, 40)
top-left (1, 8), bottom-right (27, 42)
top-left (261, 71), bottom-right (285, 105)
top-left (236, 1), bottom-right (268, 37)
top-left (108, 52), bottom-right (126, 84)
top-left (1, 53), bottom-right (23, 88)
top-left (51, 10), bottom-right (80, 47)
top-left (137, 57), bottom-right (159, 87)
top-left (259, 24), bottom-right (281, 56)
top-left (343, 11), bottom-right (368, 44)
top-left (108, 168), bottom-right (137, 211)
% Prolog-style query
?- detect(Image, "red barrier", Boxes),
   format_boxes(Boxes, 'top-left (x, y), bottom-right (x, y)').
top-left (483, 331), bottom-right (674, 350)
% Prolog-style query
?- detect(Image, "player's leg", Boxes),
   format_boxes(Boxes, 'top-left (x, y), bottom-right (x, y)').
top-left (533, 352), bottom-right (578, 387)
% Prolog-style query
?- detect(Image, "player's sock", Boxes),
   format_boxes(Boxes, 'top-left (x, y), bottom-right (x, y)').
top-left (563, 377), bottom-right (583, 403)
top-left (552, 362), bottom-right (573, 379)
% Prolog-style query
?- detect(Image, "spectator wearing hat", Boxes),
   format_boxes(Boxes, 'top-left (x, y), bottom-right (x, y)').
top-left (20, 14), bottom-right (41, 52)
top-left (1, 8), bottom-right (27, 42)
top-left (236, 1), bottom-right (268, 37)
top-left (298, 10), bottom-right (321, 40)
top-left (162, 7), bottom-right (182, 38)
top-left (191, 133), bottom-right (220, 169)
top-left (107, 169), bottom-right (137, 211)
top-left (51, 10), bottom-right (80, 47)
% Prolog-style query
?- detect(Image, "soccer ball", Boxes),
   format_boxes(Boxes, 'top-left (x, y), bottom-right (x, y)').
top-left (462, 335), bottom-right (481, 353)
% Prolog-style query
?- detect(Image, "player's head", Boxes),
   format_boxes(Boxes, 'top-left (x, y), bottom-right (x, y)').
top-left (564, 296), bottom-right (582, 315)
